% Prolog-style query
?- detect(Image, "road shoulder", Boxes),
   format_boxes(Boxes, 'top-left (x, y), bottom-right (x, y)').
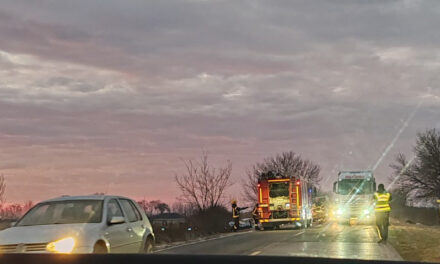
top-left (389, 219), bottom-right (440, 262)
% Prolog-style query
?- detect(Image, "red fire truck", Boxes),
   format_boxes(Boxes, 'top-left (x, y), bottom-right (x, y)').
top-left (257, 172), bottom-right (315, 230)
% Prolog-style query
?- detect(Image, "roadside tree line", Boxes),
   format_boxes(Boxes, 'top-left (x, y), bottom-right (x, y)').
top-left (0, 175), bottom-right (32, 219)
top-left (173, 151), bottom-right (321, 217)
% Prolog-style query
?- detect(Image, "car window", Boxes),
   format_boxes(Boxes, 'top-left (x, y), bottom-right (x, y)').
top-left (128, 200), bottom-right (143, 221)
top-left (107, 199), bottom-right (124, 220)
top-left (119, 199), bottom-right (139, 222)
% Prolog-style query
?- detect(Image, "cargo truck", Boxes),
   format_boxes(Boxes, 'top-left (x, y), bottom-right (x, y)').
top-left (332, 170), bottom-right (376, 224)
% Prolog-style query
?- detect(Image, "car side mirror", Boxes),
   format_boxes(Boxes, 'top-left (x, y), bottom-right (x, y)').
top-left (333, 181), bottom-right (337, 193)
top-left (108, 216), bottom-right (125, 225)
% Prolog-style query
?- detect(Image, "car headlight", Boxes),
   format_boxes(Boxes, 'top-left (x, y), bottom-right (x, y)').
top-left (46, 237), bottom-right (76, 253)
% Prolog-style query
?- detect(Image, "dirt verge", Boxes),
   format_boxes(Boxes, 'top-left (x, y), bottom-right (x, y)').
top-left (389, 219), bottom-right (440, 262)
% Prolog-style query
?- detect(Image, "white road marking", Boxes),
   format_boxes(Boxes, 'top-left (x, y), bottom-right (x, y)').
top-left (154, 230), bottom-right (253, 252)
top-left (249, 251), bottom-right (261, 256)
top-left (293, 231), bottom-right (305, 236)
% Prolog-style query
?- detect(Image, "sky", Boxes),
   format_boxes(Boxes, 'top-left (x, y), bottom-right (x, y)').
top-left (0, 0), bottom-right (439, 204)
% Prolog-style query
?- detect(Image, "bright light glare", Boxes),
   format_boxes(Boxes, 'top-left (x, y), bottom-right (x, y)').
top-left (336, 208), bottom-right (343, 215)
top-left (363, 209), bottom-right (370, 214)
top-left (46, 237), bottom-right (76, 253)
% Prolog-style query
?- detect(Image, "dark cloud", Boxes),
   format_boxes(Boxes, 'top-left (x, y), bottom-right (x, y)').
top-left (0, 0), bottom-right (440, 203)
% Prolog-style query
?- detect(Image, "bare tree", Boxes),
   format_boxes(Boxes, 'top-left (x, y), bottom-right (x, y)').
top-left (175, 152), bottom-right (232, 212)
top-left (243, 151), bottom-right (321, 202)
top-left (171, 201), bottom-right (196, 216)
top-left (137, 199), bottom-right (151, 215)
top-left (147, 200), bottom-right (162, 215)
top-left (0, 203), bottom-right (23, 219)
top-left (137, 199), bottom-right (164, 216)
top-left (390, 128), bottom-right (440, 202)
top-left (155, 202), bottom-right (170, 214)
top-left (22, 200), bottom-right (34, 213)
top-left (0, 174), bottom-right (5, 205)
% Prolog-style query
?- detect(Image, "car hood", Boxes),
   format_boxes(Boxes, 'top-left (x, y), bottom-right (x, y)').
top-left (0, 223), bottom-right (103, 245)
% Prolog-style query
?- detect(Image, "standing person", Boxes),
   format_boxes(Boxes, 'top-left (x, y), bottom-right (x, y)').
top-left (374, 184), bottom-right (392, 243)
top-left (252, 203), bottom-right (260, 229)
top-left (231, 200), bottom-right (248, 232)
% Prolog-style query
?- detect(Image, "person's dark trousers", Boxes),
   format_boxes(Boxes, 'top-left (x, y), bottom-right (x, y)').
top-left (253, 217), bottom-right (259, 229)
top-left (233, 218), bottom-right (239, 232)
top-left (375, 211), bottom-right (390, 240)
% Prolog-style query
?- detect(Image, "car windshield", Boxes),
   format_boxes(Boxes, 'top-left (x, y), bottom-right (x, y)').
top-left (1, 0), bottom-right (440, 262)
top-left (338, 180), bottom-right (373, 195)
top-left (16, 200), bottom-right (103, 226)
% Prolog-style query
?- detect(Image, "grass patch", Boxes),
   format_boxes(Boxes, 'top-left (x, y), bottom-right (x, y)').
top-left (389, 221), bottom-right (440, 262)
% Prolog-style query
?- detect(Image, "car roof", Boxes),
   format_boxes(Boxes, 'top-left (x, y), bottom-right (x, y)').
top-left (42, 195), bottom-right (132, 203)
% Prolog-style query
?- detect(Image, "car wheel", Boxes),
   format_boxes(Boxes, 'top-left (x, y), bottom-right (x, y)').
top-left (93, 242), bottom-right (108, 254)
top-left (143, 237), bottom-right (154, 253)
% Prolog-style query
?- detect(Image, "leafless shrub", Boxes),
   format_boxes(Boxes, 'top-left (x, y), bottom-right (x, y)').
top-left (175, 152), bottom-right (232, 212)
top-left (0, 174), bottom-right (5, 205)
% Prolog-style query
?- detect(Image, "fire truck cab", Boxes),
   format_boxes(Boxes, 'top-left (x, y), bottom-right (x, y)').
top-left (257, 172), bottom-right (316, 230)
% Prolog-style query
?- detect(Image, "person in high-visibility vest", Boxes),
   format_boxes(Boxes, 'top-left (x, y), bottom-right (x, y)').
top-left (231, 200), bottom-right (248, 232)
top-left (374, 184), bottom-right (392, 243)
top-left (252, 203), bottom-right (260, 229)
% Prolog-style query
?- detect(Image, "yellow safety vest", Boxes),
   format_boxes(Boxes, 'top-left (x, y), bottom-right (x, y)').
top-left (374, 192), bottom-right (391, 212)
top-left (232, 207), bottom-right (239, 218)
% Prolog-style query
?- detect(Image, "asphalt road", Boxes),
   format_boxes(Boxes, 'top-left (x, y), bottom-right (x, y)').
top-left (156, 222), bottom-right (403, 261)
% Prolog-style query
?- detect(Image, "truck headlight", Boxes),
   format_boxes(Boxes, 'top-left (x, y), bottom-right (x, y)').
top-left (46, 237), bottom-right (76, 253)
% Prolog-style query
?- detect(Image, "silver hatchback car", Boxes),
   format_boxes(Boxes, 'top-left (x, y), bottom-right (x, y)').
top-left (0, 195), bottom-right (155, 253)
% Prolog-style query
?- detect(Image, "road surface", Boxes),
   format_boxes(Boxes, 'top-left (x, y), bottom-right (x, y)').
top-left (157, 222), bottom-right (403, 261)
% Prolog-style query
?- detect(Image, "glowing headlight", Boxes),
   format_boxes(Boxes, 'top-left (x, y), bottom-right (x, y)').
top-left (46, 237), bottom-right (75, 253)
top-left (285, 203), bottom-right (290, 209)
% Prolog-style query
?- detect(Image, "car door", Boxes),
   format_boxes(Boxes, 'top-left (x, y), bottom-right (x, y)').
top-left (118, 199), bottom-right (145, 252)
top-left (104, 199), bottom-right (132, 253)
